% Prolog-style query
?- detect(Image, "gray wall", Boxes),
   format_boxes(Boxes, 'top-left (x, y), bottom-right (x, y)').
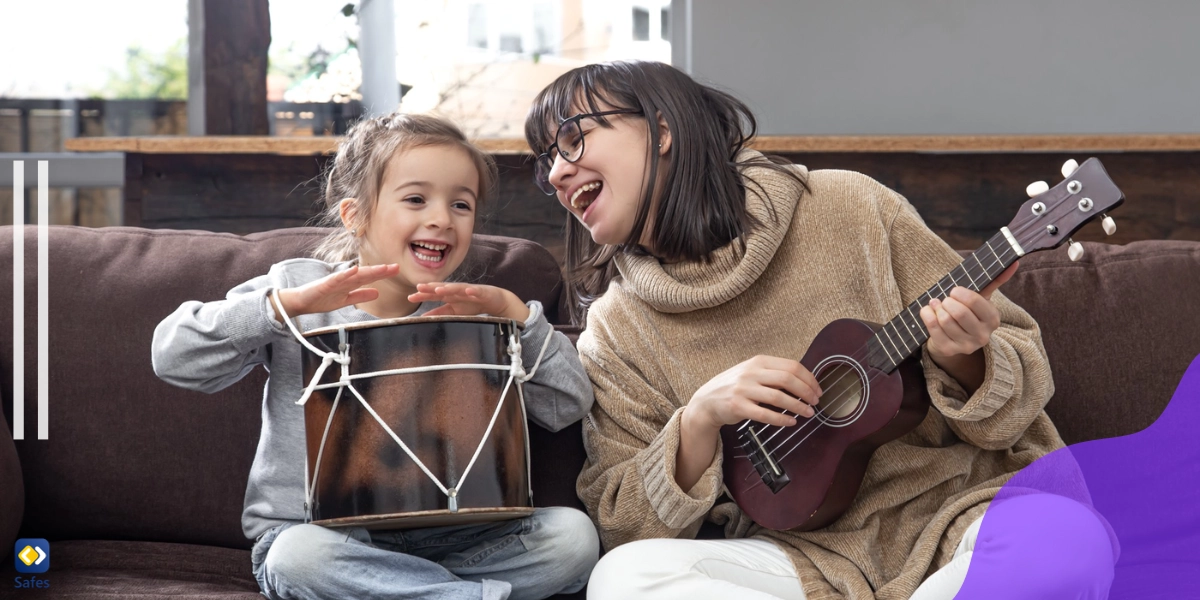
top-left (671, 0), bottom-right (1200, 135)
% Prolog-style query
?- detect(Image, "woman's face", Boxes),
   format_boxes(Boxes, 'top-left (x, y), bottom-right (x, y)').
top-left (545, 105), bottom-right (666, 247)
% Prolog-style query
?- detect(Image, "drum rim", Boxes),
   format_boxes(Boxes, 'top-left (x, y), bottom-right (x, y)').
top-left (303, 314), bottom-right (525, 337)
top-left (311, 506), bottom-right (537, 529)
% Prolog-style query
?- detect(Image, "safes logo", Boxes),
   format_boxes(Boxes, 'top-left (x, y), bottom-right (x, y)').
top-left (14, 539), bottom-right (49, 574)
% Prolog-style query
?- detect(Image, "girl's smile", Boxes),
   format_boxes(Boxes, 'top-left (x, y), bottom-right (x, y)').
top-left (342, 143), bottom-right (481, 317)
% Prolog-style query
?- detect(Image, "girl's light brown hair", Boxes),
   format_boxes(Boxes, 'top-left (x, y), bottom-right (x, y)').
top-left (312, 112), bottom-right (498, 263)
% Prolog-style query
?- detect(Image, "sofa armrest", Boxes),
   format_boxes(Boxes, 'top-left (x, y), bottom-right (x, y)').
top-left (1, 411), bottom-right (23, 556)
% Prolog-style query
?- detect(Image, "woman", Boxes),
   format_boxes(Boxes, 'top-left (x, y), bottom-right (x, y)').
top-left (524, 61), bottom-right (1114, 599)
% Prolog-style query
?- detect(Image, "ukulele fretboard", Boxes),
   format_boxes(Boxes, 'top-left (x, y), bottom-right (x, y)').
top-left (866, 230), bottom-right (1021, 372)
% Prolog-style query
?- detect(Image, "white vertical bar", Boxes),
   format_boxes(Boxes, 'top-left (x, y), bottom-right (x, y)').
top-left (358, 0), bottom-right (399, 116)
top-left (37, 161), bottom-right (48, 440)
top-left (12, 161), bottom-right (23, 441)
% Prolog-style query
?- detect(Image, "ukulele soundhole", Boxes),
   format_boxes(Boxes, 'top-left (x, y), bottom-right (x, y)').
top-left (813, 357), bottom-right (869, 426)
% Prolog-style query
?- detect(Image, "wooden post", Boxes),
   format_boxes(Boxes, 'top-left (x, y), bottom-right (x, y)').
top-left (201, 0), bottom-right (271, 134)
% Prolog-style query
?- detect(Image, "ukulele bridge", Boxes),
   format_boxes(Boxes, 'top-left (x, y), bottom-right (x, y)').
top-left (741, 426), bottom-right (790, 493)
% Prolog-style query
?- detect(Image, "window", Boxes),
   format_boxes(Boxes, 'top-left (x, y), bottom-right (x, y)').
top-left (632, 7), bottom-right (650, 41)
top-left (533, 1), bottom-right (555, 54)
top-left (467, 4), bottom-right (488, 49)
top-left (499, 34), bottom-right (524, 53)
top-left (661, 7), bottom-right (670, 40)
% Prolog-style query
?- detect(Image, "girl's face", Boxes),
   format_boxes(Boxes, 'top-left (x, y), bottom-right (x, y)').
top-left (347, 144), bottom-right (479, 291)
top-left (546, 106), bottom-right (666, 247)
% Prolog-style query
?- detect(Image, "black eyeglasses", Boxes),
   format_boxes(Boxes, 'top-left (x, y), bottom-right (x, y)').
top-left (532, 108), bottom-right (641, 195)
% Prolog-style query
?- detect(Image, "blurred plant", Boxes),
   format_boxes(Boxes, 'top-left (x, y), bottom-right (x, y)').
top-left (89, 38), bottom-right (188, 100)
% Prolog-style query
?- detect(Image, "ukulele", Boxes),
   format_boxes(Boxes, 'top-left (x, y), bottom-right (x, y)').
top-left (720, 157), bottom-right (1124, 532)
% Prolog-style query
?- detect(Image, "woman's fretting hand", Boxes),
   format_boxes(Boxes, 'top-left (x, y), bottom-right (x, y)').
top-left (407, 282), bottom-right (531, 323)
top-left (271, 264), bottom-right (399, 323)
top-left (919, 261), bottom-right (1019, 393)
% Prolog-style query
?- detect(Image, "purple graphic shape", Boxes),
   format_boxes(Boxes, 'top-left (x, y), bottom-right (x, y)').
top-left (955, 354), bottom-right (1200, 599)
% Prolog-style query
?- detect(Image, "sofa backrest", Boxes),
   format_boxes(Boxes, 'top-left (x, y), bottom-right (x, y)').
top-left (0, 226), bottom-right (565, 549)
top-left (991, 240), bottom-right (1200, 445)
top-left (2, 226), bottom-right (1197, 550)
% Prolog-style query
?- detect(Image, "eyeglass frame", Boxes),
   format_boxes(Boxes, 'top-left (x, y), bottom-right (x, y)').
top-left (532, 108), bottom-right (642, 196)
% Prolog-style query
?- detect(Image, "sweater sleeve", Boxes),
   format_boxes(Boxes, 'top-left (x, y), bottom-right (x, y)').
top-left (513, 300), bottom-right (595, 432)
top-left (885, 191), bottom-right (1055, 451)
top-left (575, 324), bottom-right (724, 551)
top-left (151, 264), bottom-right (295, 393)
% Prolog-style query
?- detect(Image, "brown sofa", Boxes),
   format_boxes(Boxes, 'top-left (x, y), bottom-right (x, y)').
top-left (1, 225), bottom-right (1199, 598)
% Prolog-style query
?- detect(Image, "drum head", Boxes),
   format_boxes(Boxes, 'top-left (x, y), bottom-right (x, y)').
top-left (313, 507), bottom-right (537, 530)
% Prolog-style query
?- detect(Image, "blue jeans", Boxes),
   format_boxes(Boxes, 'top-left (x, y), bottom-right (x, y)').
top-left (251, 506), bottom-right (599, 600)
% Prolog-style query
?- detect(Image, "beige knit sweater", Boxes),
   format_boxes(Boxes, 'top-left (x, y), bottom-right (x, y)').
top-left (575, 159), bottom-right (1064, 599)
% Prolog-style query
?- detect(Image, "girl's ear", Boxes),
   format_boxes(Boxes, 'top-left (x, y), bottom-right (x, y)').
top-left (338, 197), bottom-right (360, 233)
top-left (657, 112), bottom-right (672, 156)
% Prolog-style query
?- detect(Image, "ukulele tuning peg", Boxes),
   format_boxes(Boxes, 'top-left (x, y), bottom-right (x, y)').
top-left (1102, 214), bottom-right (1116, 235)
top-left (1026, 180), bottom-right (1049, 197)
top-left (1061, 159), bottom-right (1080, 178)
top-left (1067, 239), bottom-right (1085, 261)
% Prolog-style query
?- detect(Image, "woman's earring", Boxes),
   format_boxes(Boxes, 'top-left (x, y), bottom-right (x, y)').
top-left (350, 228), bottom-right (358, 236)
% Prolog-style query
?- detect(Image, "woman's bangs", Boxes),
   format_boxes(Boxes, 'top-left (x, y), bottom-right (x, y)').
top-left (525, 75), bottom-right (578, 153)
top-left (524, 65), bottom-right (626, 152)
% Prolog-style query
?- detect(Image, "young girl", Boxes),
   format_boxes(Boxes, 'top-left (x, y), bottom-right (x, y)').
top-left (152, 113), bottom-right (598, 600)
top-left (525, 62), bottom-right (1115, 599)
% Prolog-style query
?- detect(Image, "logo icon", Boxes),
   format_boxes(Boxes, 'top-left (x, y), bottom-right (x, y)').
top-left (14, 539), bottom-right (49, 573)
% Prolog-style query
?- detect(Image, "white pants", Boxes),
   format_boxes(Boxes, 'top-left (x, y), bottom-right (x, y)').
top-left (587, 517), bottom-right (983, 600)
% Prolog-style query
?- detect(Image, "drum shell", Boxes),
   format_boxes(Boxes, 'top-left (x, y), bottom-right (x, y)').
top-left (301, 317), bottom-right (530, 527)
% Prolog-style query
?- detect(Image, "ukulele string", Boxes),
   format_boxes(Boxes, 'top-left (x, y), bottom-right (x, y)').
top-left (736, 243), bottom-right (1020, 485)
top-left (752, 236), bottom-right (1017, 452)
top-left (759, 195), bottom-right (1079, 464)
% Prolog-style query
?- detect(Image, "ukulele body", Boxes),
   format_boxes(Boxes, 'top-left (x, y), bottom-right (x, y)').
top-left (720, 318), bottom-right (929, 532)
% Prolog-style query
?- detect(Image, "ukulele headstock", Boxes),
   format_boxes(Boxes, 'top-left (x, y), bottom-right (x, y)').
top-left (1008, 158), bottom-right (1124, 258)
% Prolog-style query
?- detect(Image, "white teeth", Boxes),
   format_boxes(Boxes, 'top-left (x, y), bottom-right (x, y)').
top-left (411, 241), bottom-right (447, 263)
top-left (570, 181), bottom-right (602, 209)
top-left (413, 241), bottom-right (448, 251)
top-left (413, 249), bottom-right (443, 262)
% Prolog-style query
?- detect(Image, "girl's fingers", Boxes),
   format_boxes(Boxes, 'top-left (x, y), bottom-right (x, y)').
top-left (344, 288), bottom-right (379, 306)
top-left (348, 264), bottom-right (399, 286)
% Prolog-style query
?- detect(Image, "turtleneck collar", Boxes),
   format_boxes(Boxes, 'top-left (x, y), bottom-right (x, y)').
top-left (614, 153), bottom-right (808, 313)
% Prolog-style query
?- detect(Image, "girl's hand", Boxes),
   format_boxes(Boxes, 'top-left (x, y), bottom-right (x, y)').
top-left (683, 355), bottom-right (823, 432)
top-left (408, 282), bottom-right (531, 322)
top-left (920, 261), bottom-right (1018, 362)
top-left (272, 264), bottom-right (399, 323)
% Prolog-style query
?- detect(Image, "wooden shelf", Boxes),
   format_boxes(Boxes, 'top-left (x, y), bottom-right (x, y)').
top-left (65, 134), bottom-right (1200, 156)
top-left (64, 136), bottom-right (532, 155)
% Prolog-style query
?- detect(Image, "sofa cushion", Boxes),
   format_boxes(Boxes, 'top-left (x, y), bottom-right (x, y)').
top-left (0, 540), bottom-right (260, 598)
top-left (0, 226), bottom-right (565, 549)
top-left (998, 240), bottom-right (1200, 445)
top-left (1, 411), bottom-right (22, 561)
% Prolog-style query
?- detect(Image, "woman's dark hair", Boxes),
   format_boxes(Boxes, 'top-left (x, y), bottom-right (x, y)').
top-left (524, 60), bottom-right (807, 325)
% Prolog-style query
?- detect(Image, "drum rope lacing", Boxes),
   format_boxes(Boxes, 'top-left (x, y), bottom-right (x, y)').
top-left (270, 290), bottom-right (554, 519)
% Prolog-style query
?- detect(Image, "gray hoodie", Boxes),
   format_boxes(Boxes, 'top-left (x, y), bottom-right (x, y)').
top-left (151, 258), bottom-right (594, 539)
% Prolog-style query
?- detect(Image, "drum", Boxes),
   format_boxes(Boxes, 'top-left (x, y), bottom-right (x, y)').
top-left (299, 315), bottom-right (533, 529)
